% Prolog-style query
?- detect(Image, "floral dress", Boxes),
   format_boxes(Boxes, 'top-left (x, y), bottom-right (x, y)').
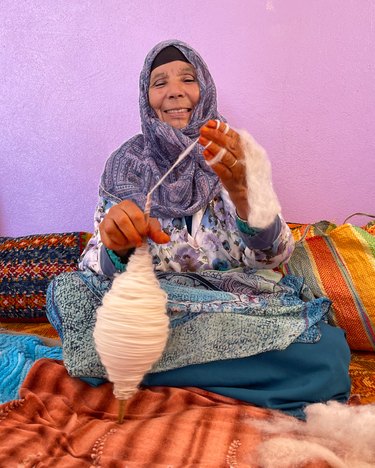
top-left (79, 190), bottom-right (295, 276)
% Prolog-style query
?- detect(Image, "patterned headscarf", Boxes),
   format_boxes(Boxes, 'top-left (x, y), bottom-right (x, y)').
top-left (100, 39), bottom-right (224, 218)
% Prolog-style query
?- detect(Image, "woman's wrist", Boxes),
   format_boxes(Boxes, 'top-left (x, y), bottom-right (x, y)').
top-left (235, 212), bottom-right (261, 236)
top-left (106, 247), bottom-right (135, 270)
top-left (228, 190), bottom-right (249, 220)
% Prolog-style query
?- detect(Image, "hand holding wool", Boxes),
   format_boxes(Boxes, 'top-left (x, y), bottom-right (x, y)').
top-left (99, 200), bottom-right (170, 257)
top-left (199, 120), bottom-right (281, 229)
top-left (199, 120), bottom-right (248, 220)
top-left (199, 120), bottom-right (247, 186)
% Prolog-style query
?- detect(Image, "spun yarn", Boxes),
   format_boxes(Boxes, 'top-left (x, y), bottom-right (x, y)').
top-left (93, 243), bottom-right (169, 400)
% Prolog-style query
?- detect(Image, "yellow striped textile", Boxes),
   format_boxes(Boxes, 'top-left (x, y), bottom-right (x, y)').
top-left (284, 222), bottom-right (375, 351)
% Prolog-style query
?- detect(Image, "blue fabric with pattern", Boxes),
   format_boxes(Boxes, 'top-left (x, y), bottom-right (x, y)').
top-left (0, 334), bottom-right (62, 403)
top-left (46, 268), bottom-right (331, 380)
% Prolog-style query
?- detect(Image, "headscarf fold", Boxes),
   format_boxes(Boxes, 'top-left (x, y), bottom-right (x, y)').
top-left (100, 39), bottom-right (225, 218)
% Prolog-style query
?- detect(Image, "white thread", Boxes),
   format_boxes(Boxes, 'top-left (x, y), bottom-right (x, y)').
top-left (223, 123), bottom-right (230, 135)
top-left (215, 119), bottom-right (221, 129)
top-left (144, 192), bottom-right (152, 225)
top-left (204, 140), bottom-right (212, 149)
top-left (207, 147), bottom-right (226, 166)
top-left (147, 138), bottom-right (199, 198)
top-left (94, 244), bottom-right (169, 400)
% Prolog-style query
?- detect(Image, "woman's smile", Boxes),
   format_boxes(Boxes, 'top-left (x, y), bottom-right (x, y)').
top-left (148, 61), bottom-right (200, 129)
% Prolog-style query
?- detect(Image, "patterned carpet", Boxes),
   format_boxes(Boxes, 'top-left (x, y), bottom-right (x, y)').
top-left (349, 351), bottom-right (375, 404)
top-left (0, 322), bottom-right (59, 339)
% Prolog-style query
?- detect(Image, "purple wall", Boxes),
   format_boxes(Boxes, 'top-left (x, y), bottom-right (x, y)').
top-left (1, 0), bottom-right (374, 236)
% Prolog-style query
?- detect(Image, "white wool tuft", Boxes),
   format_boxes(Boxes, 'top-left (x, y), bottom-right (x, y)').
top-left (248, 401), bottom-right (375, 467)
top-left (238, 130), bottom-right (281, 229)
top-left (94, 243), bottom-right (169, 400)
top-left (257, 437), bottom-right (348, 468)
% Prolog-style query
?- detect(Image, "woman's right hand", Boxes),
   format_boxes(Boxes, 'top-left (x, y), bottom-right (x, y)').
top-left (99, 200), bottom-right (170, 257)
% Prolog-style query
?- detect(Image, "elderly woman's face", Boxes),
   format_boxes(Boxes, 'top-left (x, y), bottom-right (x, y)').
top-left (148, 61), bottom-right (200, 129)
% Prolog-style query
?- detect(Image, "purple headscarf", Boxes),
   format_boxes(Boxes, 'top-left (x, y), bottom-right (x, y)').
top-left (100, 39), bottom-right (225, 218)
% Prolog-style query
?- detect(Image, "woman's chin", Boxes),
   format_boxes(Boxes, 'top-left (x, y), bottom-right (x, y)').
top-left (165, 116), bottom-right (191, 129)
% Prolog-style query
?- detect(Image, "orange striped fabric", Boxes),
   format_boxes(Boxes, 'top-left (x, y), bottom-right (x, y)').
top-left (284, 222), bottom-right (375, 351)
top-left (0, 359), bottom-right (285, 467)
top-left (0, 358), bottom-right (373, 466)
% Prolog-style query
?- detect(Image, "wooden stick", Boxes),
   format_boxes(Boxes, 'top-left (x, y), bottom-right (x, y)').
top-left (118, 399), bottom-right (126, 424)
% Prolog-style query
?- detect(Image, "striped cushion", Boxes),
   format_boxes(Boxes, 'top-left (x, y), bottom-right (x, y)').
top-left (0, 232), bottom-right (91, 322)
top-left (284, 221), bottom-right (375, 351)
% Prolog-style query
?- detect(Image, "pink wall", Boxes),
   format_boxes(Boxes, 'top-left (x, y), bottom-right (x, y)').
top-left (1, 0), bottom-right (374, 236)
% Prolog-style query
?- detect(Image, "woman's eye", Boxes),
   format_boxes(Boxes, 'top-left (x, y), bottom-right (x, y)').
top-left (154, 81), bottom-right (166, 87)
top-left (184, 76), bottom-right (196, 83)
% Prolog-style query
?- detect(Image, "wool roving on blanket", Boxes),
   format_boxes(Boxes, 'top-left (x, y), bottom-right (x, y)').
top-left (247, 401), bottom-right (375, 467)
top-left (93, 243), bottom-right (169, 423)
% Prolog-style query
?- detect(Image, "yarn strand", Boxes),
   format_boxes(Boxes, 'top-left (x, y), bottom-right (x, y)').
top-left (147, 138), bottom-right (199, 197)
top-left (94, 139), bottom-right (199, 424)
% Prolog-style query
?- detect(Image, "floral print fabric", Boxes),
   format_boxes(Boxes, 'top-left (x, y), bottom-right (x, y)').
top-left (79, 191), bottom-right (294, 275)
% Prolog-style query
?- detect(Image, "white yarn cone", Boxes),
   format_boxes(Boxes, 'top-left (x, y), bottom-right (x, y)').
top-left (93, 243), bottom-right (169, 401)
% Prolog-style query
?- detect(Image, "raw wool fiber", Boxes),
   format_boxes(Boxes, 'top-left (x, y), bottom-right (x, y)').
top-left (238, 130), bottom-right (281, 229)
top-left (248, 401), bottom-right (375, 467)
top-left (93, 243), bottom-right (169, 400)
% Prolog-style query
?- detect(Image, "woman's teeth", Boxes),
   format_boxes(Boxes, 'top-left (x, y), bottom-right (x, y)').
top-left (165, 109), bottom-right (189, 113)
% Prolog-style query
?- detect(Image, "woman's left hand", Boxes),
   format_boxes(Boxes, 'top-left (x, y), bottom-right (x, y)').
top-left (199, 120), bottom-right (249, 219)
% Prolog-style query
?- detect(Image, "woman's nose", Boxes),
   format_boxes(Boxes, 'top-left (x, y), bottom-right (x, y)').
top-left (167, 83), bottom-right (185, 98)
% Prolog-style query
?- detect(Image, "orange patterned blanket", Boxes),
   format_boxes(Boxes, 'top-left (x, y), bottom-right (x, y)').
top-left (1, 358), bottom-right (375, 467)
top-left (0, 359), bottom-right (275, 467)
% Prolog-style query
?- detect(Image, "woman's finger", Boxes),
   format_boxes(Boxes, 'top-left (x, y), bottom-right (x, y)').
top-left (148, 218), bottom-right (170, 244)
top-left (205, 119), bottom-right (234, 136)
top-left (199, 137), bottom-right (238, 169)
top-left (112, 205), bottom-right (145, 245)
top-left (200, 120), bottom-right (241, 153)
top-left (100, 218), bottom-right (130, 252)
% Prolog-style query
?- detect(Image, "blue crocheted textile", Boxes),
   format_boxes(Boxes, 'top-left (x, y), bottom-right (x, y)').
top-left (47, 268), bottom-right (331, 380)
top-left (0, 334), bottom-right (62, 403)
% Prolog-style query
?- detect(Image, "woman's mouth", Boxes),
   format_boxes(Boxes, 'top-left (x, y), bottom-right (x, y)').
top-left (164, 108), bottom-right (191, 115)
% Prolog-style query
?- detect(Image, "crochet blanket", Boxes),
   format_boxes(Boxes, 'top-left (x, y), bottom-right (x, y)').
top-left (0, 333), bottom-right (62, 403)
top-left (47, 268), bottom-right (331, 380)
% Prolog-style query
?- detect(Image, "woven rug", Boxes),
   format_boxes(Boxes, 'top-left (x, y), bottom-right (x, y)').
top-left (349, 351), bottom-right (375, 404)
top-left (0, 321), bottom-right (59, 339)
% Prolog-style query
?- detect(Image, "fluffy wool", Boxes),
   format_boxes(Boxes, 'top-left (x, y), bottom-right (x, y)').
top-left (238, 130), bottom-right (281, 229)
top-left (247, 401), bottom-right (375, 467)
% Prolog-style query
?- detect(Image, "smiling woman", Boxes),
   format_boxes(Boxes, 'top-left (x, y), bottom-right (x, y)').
top-left (47, 39), bottom-right (351, 420)
top-left (148, 61), bottom-right (200, 129)
top-left (148, 45), bottom-right (200, 129)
